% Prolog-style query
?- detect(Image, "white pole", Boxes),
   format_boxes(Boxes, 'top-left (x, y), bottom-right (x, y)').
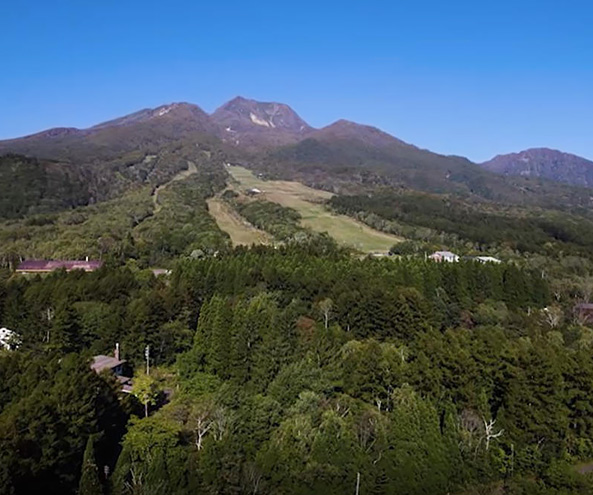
top-left (145, 345), bottom-right (150, 375)
top-left (355, 472), bottom-right (360, 495)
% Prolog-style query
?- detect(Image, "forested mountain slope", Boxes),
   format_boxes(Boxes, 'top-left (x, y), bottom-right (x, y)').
top-left (482, 148), bottom-right (593, 188)
top-left (254, 121), bottom-right (593, 209)
top-left (0, 154), bottom-right (89, 219)
top-left (0, 102), bottom-right (218, 162)
top-left (0, 103), bottom-right (227, 209)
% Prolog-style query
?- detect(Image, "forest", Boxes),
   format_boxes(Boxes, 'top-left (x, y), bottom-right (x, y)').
top-left (2, 239), bottom-right (593, 494)
top-left (329, 191), bottom-right (593, 256)
top-left (0, 151), bottom-right (229, 267)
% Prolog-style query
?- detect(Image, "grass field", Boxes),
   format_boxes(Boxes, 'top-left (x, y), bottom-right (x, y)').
top-left (226, 166), bottom-right (402, 252)
top-left (207, 196), bottom-right (273, 246)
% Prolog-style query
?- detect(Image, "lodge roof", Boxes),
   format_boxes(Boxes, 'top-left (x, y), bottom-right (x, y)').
top-left (575, 303), bottom-right (593, 310)
top-left (16, 260), bottom-right (103, 272)
top-left (91, 355), bottom-right (126, 373)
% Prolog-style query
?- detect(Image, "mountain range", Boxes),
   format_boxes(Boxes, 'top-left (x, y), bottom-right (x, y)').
top-left (1, 96), bottom-right (592, 213)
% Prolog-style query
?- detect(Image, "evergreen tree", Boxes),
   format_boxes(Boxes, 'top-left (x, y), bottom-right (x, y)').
top-left (78, 435), bottom-right (103, 495)
top-left (51, 301), bottom-right (82, 352)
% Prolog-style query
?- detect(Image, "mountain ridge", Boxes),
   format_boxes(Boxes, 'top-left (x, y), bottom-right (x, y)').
top-left (481, 147), bottom-right (593, 188)
top-left (1, 97), bottom-right (593, 211)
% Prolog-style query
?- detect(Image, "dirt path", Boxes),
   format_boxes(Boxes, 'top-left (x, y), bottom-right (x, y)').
top-left (152, 160), bottom-right (197, 213)
top-left (207, 196), bottom-right (273, 246)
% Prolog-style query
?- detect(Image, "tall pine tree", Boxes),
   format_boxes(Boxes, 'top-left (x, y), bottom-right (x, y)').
top-left (78, 435), bottom-right (103, 495)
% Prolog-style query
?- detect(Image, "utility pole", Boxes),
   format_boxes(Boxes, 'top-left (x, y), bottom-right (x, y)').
top-left (355, 472), bottom-right (361, 495)
top-left (145, 345), bottom-right (150, 375)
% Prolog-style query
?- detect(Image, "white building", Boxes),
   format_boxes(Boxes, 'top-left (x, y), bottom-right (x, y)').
top-left (474, 256), bottom-right (502, 264)
top-left (0, 327), bottom-right (18, 350)
top-left (428, 251), bottom-right (460, 263)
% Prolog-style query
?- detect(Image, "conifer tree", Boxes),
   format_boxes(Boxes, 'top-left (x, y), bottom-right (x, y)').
top-left (78, 435), bottom-right (103, 495)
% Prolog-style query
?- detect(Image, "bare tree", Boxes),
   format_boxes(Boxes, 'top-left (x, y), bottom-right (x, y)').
top-left (459, 409), bottom-right (482, 454)
top-left (243, 462), bottom-right (263, 495)
top-left (185, 402), bottom-right (230, 450)
top-left (211, 407), bottom-right (233, 441)
top-left (398, 346), bottom-right (408, 364)
top-left (542, 306), bottom-right (563, 328)
top-left (355, 410), bottom-right (381, 452)
top-left (459, 410), bottom-right (503, 454)
top-left (43, 307), bottom-right (54, 343)
top-left (483, 417), bottom-right (504, 451)
top-left (579, 277), bottom-right (593, 303)
top-left (574, 307), bottom-right (592, 327)
top-left (188, 404), bottom-right (214, 450)
top-left (318, 298), bottom-right (333, 329)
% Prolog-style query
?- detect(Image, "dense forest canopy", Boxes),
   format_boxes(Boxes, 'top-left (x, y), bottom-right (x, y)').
top-left (329, 191), bottom-right (593, 256)
top-left (2, 241), bottom-right (593, 494)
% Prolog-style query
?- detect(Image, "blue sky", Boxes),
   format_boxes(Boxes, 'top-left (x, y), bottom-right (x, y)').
top-left (1, 0), bottom-right (592, 162)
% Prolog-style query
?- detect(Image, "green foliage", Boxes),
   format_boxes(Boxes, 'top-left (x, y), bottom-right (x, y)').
top-left (0, 154), bottom-right (89, 219)
top-left (0, 353), bottom-right (126, 494)
top-left (132, 373), bottom-right (160, 418)
top-left (330, 190), bottom-right (593, 256)
top-left (112, 416), bottom-right (194, 495)
top-left (0, 148), bottom-right (229, 266)
top-left (2, 245), bottom-right (593, 495)
top-left (227, 197), bottom-right (305, 241)
top-left (78, 435), bottom-right (103, 495)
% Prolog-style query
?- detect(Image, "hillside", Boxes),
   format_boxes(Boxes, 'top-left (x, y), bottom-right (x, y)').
top-left (0, 154), bottom-right (89, 219)
top-left (255, 121), bottom-right (593, 210)
top-left (1, 97), bottom-right (593, 263)
top-left (0, 103), bottom-right (219, 162)
top-left (481, 148), bottom-right (593, 188)
top-left (221, 165), bottom-right (402, 252)
top-left (0, 103), bottom-right (228, 206)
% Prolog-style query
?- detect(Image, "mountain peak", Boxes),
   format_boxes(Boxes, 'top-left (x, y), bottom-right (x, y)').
top-left (91, 102), bottom-right (208, 130)
top-left (314, 119), bottom-right (409, 150)
top-left (482, 147), bottom-right (593, 187)
top-left (211, 96), bottom-right (312, 148)
top-left (213, 96), bottom-right (311, 131)
top-left (324, 119), bottom-right (363, 130)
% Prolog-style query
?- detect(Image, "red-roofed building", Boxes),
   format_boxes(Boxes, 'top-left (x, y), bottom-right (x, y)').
top-left (16, 259), bottom-right (103, 274)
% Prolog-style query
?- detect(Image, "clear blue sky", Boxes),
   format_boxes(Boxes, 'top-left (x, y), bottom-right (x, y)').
top-left (2, 0), bottom-right (592, 162)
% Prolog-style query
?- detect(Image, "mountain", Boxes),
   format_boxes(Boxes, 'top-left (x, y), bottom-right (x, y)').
top-left (257, 118), bottom-right (528, 201)
top-left (311, 119), bottom-right (410, 149)
top-left (481, 148), bottom-right (593, 188)
top-left (2, 97), bottom-right (592, 212)
top-left (91, 102), bottom-right (215, 131)
top-left (0, 102), bottom-right (217, 163)
top-left (212, 96), bottom-right (312, 149)
top-left (0, 102), bottom-right (226, 207)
